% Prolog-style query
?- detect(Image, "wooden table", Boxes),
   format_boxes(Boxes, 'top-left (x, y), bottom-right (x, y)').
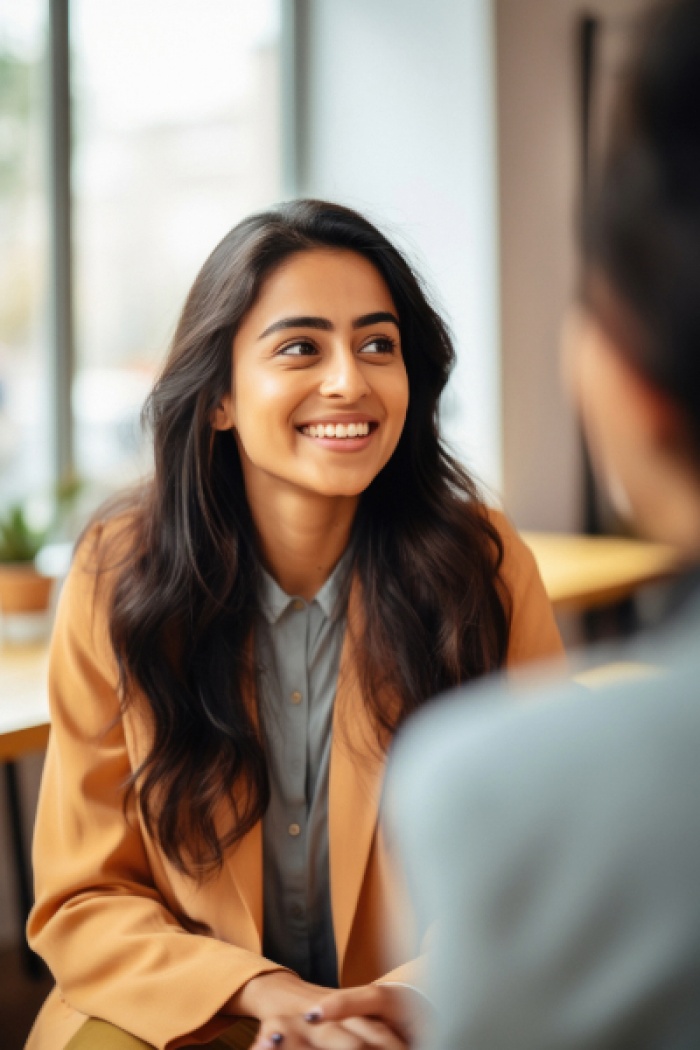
top-left (0, 644), bottom-right (50, 762)
top-left (523, 531), bottom-right (688, 613)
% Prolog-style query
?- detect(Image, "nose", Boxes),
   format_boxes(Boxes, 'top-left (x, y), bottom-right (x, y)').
top-left (319, 344), bottom-right (371, 401)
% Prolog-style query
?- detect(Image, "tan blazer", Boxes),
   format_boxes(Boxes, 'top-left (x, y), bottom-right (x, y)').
top-left (26, 511), bottom-right (562, 1050)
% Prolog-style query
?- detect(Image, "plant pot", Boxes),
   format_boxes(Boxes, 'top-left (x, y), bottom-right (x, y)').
top-left (0, 563), bottom-right (54, 614)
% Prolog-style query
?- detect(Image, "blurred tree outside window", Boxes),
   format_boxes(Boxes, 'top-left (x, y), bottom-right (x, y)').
top-left (0, 2), bottom-right (50, 505)
top-left (0, 0), bottom-right (281, 508)
top-left (72, 0), bottom-right (281, 491)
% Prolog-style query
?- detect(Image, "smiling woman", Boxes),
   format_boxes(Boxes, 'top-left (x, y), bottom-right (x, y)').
top-left (24, 200), bottom-right (563, 1050)
top-left (212, 250), bottom-right (409, 596)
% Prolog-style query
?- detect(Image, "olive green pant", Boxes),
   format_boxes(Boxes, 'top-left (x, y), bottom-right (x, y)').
top-left (64, 1016), bottom-right (259, 1050)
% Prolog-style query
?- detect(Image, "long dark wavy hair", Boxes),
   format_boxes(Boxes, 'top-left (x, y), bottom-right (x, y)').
top-left (92, 200), bottom-right (511, 877)
top-left (583, 0), bottom-right (700, 460)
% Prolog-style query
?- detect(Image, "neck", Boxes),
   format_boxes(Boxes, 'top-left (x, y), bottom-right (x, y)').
top-left (245, 484), bottom-right (359, 600)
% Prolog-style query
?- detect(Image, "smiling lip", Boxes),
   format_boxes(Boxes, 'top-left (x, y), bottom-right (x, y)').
top-left (299, 420), bottom-right (376, 438)
top-left (296, 418), bottom-right (378, 449)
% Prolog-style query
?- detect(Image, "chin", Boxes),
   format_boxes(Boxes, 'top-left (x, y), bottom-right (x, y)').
top-left (314, 483), bottom-right (371, 499)
top-left (307, 470), bottom-right (380, 498)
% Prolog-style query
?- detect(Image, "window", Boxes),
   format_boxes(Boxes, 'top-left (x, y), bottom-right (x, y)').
top-left (0, 2), bottom-right (50, 503)
top-left (72, 0), bottom-right (281, 488)
top-left (0, 0), bottom-right (282, 502)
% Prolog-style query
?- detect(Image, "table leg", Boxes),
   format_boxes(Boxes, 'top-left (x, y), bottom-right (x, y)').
top-left (4, 760), bottom-right (44, 979)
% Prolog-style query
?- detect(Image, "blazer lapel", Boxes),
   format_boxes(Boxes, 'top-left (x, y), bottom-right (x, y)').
top-left (222, 817), bottom-right (264, 952)
top-left (221, 659), bottom-right (264, 952)
top-left (329, 581), bottom-right (385, 976)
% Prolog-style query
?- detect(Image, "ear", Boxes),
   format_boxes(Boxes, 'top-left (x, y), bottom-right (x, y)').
top-left (212, 395), bottom-right (235, 431)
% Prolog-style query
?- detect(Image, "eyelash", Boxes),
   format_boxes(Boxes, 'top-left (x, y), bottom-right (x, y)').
top-left (362, 336), bottom-right (397, 355)
top-left (277, 336), bottom-right (397, 357)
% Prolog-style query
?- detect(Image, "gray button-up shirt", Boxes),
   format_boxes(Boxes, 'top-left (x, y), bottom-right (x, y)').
top-left (256, 557), bottom-right (350, 987)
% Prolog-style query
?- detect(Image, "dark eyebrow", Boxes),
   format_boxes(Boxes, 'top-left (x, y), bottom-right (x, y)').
top-left (258, 311), bottom-right (400, 340)
top-left (259, 316), bottom-right (333, 339)
top-left (352, 311), bottom-right (400, 330)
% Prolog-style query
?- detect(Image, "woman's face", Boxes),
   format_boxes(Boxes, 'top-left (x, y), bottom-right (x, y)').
top-left (214, 248), bottom-right (410, 505)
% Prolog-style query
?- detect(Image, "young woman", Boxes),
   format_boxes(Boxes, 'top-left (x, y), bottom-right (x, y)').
top-left (26, 200), bottom-right (562, 1050)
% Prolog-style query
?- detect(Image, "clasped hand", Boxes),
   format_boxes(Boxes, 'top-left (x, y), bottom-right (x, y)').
top-left (227, 972), bottom-right (421, 1050)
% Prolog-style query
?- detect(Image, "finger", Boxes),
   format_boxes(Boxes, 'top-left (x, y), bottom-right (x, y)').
top-left (251, 1030), bottom-right (286, 1050)
top-left (307, 986), bottom-right (385, 1023)
top-left (306, 986), bottom-right (419, 1042)
top-left (303, 1022), bottom-right (364, 1050)
top-left (253, 1017), bottom-right (302, 1050)
top-left (339, 1016), bottom-right (407, 1050)
top-left (308, 985), bottom-right (417, 1027)
top-left (255, 1017), bottom-right (362, 1050)
top-left (251, 1037), bottom-right (281, 1050)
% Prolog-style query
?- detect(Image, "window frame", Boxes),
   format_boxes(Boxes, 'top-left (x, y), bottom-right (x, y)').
top-left (45, 0), bottom-right (296, 488)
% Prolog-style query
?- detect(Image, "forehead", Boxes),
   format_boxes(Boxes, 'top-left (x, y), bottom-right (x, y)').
top-left (240, 249), bottom-right (397, 334)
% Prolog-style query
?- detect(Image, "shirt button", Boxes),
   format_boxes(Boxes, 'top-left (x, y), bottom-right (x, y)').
top-left (292, 599), bottom-right (304, 612)
top-left (291, 690), bottom-right (302, 704)
top-left (288, 823), bottom-right (301, 837)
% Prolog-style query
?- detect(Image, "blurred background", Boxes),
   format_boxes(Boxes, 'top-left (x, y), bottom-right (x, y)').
top-left (0, 0), bottom-right (654, 1043)
top-left (1, 0), bottom-right (648, 535)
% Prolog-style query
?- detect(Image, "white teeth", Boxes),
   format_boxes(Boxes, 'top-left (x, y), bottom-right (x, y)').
top-left (301, 422), bottom-right (371, 439)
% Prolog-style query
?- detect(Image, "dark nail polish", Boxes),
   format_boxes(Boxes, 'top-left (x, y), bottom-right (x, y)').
top-left (304, 1010), bottom-right (322, 1023)
top-left (271, 1034), bottom-right (284, 1045)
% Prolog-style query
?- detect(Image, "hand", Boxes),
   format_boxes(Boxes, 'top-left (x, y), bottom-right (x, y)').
top-left (224, 970), bottom-right (328, 1022)
top-left (306, 984), bottom-right (426, 1044)
top-left (253, 982), bottom-right (415, 1050)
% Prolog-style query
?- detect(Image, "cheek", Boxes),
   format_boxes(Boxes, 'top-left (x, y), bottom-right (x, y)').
top-left (571, 334), bottom-right (610, 451)
top-left (386, 368), bottom-right (410, 429)
top-left (233, 368), bottom-right (295, 434)
top-left (575, 340), bottom-right (636, 496)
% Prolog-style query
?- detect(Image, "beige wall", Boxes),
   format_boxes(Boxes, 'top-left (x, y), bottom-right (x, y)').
top-left (497, 0), bottom-right (650, 530)
top-left (298, 0), bottom-right (503, 491)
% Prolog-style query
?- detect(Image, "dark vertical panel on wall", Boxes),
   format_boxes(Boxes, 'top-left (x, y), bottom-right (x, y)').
top-left (281, 0), bottom-right (311, 197)
top-left (580, 15), bottom-right (598, 190)
top-left (578, 14), bottom-right (602, 537)
top-left (48, 0), bottom-right (74, 484)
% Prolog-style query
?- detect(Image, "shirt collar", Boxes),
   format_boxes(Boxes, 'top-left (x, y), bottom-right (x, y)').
top-left (258, 548), bottom-right (352, 626)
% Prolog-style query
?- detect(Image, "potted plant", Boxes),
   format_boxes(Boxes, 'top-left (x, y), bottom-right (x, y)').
top-left (0, 477), bottom-right (81, 615)
top-left (0, 501), bottom-right (54, 613)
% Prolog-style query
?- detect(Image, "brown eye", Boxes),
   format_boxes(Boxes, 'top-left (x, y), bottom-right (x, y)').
top-left (360, 337), bottom-right (396, 355)
top-left (278, 340), bottom-right (318, 357)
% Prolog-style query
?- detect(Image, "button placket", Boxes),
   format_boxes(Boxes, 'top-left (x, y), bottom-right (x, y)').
top-left (286, 601), bottom-right (308, 949)
top-left (284, 600), bottom-right (309, 807)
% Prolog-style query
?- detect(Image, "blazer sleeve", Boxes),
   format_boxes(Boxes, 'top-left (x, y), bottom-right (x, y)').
top-left (27, 528), bottom-right (284, 1050)
top-left (488, 509), bottom-right (565, 668)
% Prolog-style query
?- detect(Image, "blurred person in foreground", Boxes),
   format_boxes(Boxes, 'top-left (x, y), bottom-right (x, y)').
top-left (320, 1), bottom-right (700, 1048)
